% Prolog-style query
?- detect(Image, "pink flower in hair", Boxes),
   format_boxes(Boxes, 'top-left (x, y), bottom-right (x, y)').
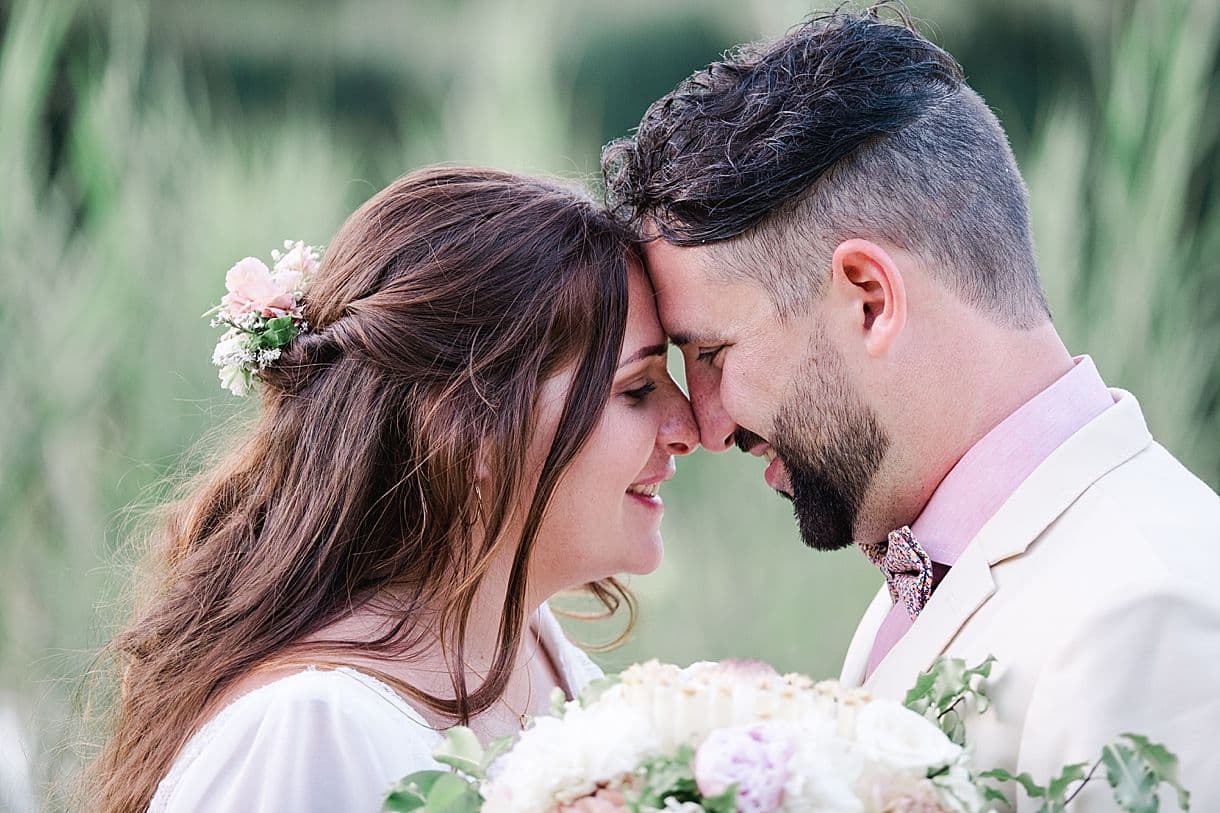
top-left (220, 256), bottom-right (303, 318)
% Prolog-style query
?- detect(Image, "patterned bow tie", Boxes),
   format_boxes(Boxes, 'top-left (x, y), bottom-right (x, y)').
top-left (860, 526), bottom-right (933, 620)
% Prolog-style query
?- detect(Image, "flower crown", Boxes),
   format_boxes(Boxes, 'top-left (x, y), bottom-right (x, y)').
top-left (205, 240), bottom-right (320, 395)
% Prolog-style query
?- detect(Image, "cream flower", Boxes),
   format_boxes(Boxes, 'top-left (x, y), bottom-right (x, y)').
top-left (481, 701), bottom-right (660, 813)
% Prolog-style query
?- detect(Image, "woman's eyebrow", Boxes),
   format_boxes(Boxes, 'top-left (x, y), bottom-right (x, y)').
top-left (617, 343), bottom-right (668, 369)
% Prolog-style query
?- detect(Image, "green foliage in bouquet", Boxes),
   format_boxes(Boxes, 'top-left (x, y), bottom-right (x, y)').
top-left (382, 728), bottom-right (505, 813)
top-left (626, 745), bottom-right (737, 813)
top-left (903, 654), bottom-right (995, 746)
top-left (908, 657), bottom-right (1191, 813)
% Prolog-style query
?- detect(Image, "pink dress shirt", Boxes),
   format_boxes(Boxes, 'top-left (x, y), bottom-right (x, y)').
top-left (864, 356), bottom-right (1116, 677)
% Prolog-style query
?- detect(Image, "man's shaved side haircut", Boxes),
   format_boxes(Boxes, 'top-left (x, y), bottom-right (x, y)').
top-left (603, 3), bottom-right (1050, 327)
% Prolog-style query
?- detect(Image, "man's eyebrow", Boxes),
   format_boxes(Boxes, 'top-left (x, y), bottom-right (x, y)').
top-left (617, 343), bottom-right (668, 369)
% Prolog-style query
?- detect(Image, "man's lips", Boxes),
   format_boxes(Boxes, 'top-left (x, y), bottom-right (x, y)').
top-left (748, 442), bottom-right (792, 495)
top-left (764, 456), bottom-right (792, 494)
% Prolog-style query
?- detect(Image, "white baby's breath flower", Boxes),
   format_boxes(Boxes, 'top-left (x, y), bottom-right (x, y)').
top-left (853, 701), bottom-right (962, 773)
top-left (256, 347), bottom-right (282, 366)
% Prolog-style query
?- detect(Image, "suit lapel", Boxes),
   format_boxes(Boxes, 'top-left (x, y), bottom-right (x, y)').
top-left (861, 390), bottom-right (1152, 696)
top-left (840, 586), bottom-right (892, 687)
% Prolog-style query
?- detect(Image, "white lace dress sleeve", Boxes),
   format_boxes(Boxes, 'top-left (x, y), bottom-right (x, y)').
top-left (149, 603), bottom-right (602, 812)
top-left (148, 667), bottom-right (442, 813)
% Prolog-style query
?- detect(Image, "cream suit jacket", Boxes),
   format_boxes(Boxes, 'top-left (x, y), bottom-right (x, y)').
top-left (840, 390), bottom-right (1220, 812)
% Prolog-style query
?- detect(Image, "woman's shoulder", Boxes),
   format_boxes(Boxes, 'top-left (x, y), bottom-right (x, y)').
top-left (151, 668), bottom-right (443, 812)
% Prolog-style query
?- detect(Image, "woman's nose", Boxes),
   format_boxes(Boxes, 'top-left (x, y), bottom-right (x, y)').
top-left (659, 389), bottom-right (699, 455)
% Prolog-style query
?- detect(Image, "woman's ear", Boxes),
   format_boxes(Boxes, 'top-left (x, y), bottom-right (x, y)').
top-left (829, 238), bottom-right (908, 357)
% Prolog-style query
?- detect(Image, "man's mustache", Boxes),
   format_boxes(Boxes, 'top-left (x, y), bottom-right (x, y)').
top-left (734, 428), bottom-right (768, 454)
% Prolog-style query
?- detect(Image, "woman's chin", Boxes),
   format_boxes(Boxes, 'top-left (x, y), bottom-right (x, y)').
top-left (620, 532), bottom-right (665, 576)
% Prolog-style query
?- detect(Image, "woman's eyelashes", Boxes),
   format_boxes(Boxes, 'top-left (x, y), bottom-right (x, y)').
top-left (622, 380), bottom-right (658, 403)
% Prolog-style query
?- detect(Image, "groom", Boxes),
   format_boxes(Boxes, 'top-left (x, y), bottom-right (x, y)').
top-left (603, 6), bottom-right (1220, 810)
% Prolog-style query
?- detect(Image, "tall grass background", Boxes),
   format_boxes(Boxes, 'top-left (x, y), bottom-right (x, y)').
top-left (0, 0), bottom-right (1216, 808)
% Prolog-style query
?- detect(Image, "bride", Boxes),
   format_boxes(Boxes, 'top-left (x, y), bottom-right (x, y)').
top-left (88, 167), bottom-right (697, 812)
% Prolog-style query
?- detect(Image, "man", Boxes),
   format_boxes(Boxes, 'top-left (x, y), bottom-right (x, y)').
top-left (602, 6), bottom-right (1220, 810)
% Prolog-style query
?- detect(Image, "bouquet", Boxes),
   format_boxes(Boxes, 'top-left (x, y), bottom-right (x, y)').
top-left (386, 660), bottom-right (987, 813)
top-left (385, 656), bottom-right (1191, 813)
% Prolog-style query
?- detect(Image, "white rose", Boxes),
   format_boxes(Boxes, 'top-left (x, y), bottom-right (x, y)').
top-left (852, 701), bottom-right (962, 772)
top-left (781, 720), bottom-right (865, 813)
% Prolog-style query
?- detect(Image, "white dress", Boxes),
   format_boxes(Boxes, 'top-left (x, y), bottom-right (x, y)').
top-left (149, 605), bottom-right (602, 813)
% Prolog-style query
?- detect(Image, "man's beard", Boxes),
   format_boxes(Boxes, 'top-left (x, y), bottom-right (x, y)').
top-left (765, 333), bottom-right (889, 552)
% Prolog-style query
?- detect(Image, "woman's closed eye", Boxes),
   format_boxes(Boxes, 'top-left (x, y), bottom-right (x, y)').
top-left (622, 381), bottom-right (658, 403)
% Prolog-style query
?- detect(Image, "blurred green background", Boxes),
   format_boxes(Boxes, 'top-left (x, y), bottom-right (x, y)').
top-left (1, 0), bottom-right (1217, 808)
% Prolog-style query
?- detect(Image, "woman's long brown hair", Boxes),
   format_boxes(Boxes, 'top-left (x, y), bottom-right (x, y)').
top-left (87, 167), bottom-right (636, 812)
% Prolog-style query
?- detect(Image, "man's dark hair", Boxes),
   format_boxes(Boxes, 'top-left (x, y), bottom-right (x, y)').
top-left (602, 3), bottom-right (1050, 326)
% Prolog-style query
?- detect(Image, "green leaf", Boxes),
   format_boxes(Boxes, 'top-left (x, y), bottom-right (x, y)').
top-left (1044, 762), bottom-right (1090, 800)
top-left (579, 674), bottom-right (622, 707)
top-left (1121, 733), bottom-right (1191, 810)
top-left (481, 734), bottom-right (515, 772)
top-left (433, 727), bottom-right (485, 778)
top-left (549, 685), bottom-right (568, 718)
top-left (627, 745), bottom-right (700, 810)
top-left (423, 773), bottom-right (483, 813)
top-left (981, 784), bottom-right (1014, 810)
top-left (701, 783), bottom-right (739, 813)
top-left (981, 768), bottom-right (1048, 799)
top-left (940, 708), bottom-right (966, 747)
top-left (382, 771), bottom-right (445, 812)
top-left (904, 655), bottom-right (996, 743)
top-left (258, 315), bottom-right (298, 348)
top-left (1102, 742), bottom-right (1159, 812)
top-left (902, 669), bottom-right (938, 715)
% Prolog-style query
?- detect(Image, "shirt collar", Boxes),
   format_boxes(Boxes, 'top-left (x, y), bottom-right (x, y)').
top-left (910, 355), bottom-right (1115, 566)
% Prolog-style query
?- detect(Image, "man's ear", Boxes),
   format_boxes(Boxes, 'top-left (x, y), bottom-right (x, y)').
top-left (830, 238), bottom-right (907, 357)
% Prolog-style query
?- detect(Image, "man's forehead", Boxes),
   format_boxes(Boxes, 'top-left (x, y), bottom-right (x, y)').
top-left (641, 241), bottom-right (735, 340)
top-left (642, 239), bottom-right (721, 293)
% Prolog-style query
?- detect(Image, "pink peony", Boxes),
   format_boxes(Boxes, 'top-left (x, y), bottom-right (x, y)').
top-left (273, 240), bottom-right (320, 278)
top-left (221, 256), bottom-right (302, 318)
top-left (716, 660), bottom-right (782, 679)
top-left (694, 724), bottom-right (795, 813)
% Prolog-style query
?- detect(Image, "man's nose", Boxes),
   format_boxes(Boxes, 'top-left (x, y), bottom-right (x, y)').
top-left (686, 365), bottom-right (737, 453)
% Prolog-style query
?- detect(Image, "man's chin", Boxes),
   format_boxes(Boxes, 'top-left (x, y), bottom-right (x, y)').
top-left (789, 471), bottom-right (857, 552)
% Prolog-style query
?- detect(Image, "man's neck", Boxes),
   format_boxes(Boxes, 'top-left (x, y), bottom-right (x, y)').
top-left (857, 323), bottom-right (1074, 545)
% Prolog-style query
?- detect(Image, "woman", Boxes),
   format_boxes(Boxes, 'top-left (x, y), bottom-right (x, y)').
top-left (89, 167), bottom-right (697, 812)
